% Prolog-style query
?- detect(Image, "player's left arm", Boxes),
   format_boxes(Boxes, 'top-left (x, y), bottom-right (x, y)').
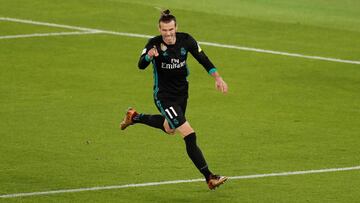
top-left (187, 35), bottom-right (228, 93)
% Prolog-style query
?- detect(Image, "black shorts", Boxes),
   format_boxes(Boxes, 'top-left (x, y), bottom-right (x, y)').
top-left (154, 97), bottom-right (187, 129)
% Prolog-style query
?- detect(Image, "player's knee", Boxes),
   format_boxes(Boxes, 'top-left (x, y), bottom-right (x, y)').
top-left (177, 121), bottom-right (194, 137)
top-left (163, 120), bottom-right (175, 134)
top-left (165, 128), bottom-right (175, 134)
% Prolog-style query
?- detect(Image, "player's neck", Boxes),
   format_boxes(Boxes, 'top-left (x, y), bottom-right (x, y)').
top-left (162, 36), bottom-right (176, 45)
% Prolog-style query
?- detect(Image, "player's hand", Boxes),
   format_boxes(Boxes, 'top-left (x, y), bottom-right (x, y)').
top-left (147, 45), bottom-right (159, 59)
top-left (215, 77), bottom-right (228, 93)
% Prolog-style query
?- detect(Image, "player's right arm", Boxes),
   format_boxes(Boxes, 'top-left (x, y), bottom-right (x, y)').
top-left (138, 40), bottom-right (159, 69)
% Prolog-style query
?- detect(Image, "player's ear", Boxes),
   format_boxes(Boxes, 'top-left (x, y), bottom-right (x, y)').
top-left (158, 22), bottom-right (163, 32)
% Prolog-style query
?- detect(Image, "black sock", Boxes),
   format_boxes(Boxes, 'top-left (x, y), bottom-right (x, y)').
top-left (133, 114), bottom-right (166, 132)
top-left (184, 132), bottom-right (212, 181)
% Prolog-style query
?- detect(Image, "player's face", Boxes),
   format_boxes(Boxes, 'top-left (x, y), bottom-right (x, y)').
top-left (159, 20), bottom-right (177, 45)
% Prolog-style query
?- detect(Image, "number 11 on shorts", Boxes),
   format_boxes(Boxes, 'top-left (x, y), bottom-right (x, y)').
top-left (165, 106), bottom-right (178, 119)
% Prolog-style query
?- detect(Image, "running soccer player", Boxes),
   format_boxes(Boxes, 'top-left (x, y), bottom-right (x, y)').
top-left (120, 9), bottom-right (228, 190)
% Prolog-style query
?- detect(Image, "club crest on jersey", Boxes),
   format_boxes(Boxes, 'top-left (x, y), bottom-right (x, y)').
top-left (180, 47), bottom-right (187, 56)
top-left (160, 43), bottom-right (167, 51)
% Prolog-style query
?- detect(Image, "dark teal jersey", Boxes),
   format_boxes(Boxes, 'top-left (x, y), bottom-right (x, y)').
top-left (138, 32), bottom-right (216, 99)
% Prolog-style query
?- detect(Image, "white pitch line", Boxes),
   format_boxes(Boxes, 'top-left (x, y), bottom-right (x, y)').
top-left (0, 31), bottom-right (101, 39)
top-left (0, 17), bottom-right (151, 39)
top-left (228, 165), bottom-right (360, 180)
top-left (1, 165), bottom-right (359, 199)
top-left (0, 17), bottom-right (101, 32)
top-left (199, 42), bottom-right (360, 65)
top-left (1, 16), bottom-right (359, 65)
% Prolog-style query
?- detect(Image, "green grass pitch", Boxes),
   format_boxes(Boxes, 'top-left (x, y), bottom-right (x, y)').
top-left (1, 0), bottom-right (359, 202)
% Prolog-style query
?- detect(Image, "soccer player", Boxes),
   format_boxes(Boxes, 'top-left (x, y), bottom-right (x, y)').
top-left (120, 9), bottom-right (228, 190)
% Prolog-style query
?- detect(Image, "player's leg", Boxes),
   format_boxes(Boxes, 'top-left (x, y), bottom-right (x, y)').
top-left (119, 107), bottom-right (166, 132)
top-left (155, 99), bottom-right (225, 188)
top-left (177, 122), bottom-right (227, 189)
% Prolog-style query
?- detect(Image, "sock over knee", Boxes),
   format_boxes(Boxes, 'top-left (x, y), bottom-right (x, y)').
top-left (184, 132), bottom-right (212, 181)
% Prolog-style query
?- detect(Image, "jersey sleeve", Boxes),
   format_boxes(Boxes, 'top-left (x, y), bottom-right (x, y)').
top-left (187, 34), bottom-right (217, 74)
top-left (138, 39), bottom-right (155, 69)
